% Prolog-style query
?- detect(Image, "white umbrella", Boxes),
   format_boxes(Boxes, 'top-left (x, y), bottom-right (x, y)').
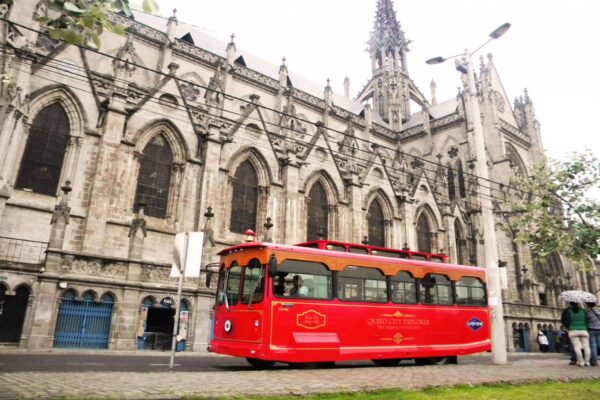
top-left (558, 290), bottom-right (597, 304)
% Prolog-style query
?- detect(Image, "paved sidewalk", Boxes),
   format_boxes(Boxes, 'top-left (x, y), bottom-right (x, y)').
top-left (1, 357), bottom-right (599, 399)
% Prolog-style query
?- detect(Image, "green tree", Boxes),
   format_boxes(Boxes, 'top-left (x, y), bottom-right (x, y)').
top-left (508, 150), bottom-right (600, 270)
top-left (36, 0), bottom-right (158, 47)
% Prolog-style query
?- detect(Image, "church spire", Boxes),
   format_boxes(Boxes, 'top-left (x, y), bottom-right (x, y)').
top-left (369, 0), bottom-right (409, 74)
top-left (367, 0), bottom-right (411, 128)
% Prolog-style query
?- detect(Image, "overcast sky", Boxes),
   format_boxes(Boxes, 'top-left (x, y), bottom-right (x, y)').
top-left (153, 0), bottom-right (599, 164)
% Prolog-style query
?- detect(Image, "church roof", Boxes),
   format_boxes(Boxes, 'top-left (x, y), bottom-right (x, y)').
top-left (131, 9), bottom-right (453, 131)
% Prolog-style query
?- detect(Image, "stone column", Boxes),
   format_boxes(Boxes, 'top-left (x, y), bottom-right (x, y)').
top-left (195, 124), bottom-right (222, 232)
top-left (113, 288), bottom-right (141, 351)
top-left (200, 207), bottom-right (215, 289)
top-left (346, 177), bottom-right (363, 243)
top-left (281, 154), bottom-right (301, 244)
top-left (80, 87), bottom-right (128, 254)
top-left (48, 182), bottom-right (72, 249)
top-left (127, 203), bottom-right (147, 281)
top-left (26, 280), bottom-right (58, 350)
top-left (191, 294), bottom-right (213, 353)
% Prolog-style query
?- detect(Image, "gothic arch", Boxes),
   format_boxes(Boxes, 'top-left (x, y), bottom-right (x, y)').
top-left (363, 189), bottom-right (394, 247)
top-left (28, 85), bottom-right (87, 135)
top-left (225, 147), bottom-right (273, 187)
top-left (414, 204), bottom-right (440, 253)
top-left (132, 119), bottom-right (189, 163)
top-left (505, 143), bottom-right (528, 177)
top-left (130, 120), bottom-right (189, 220)
top-left (303, 170), bottom-right (340, 241)
top-left (302, 170), bottom-right (340, 206)
top-left (16, 85), bottom-right (87, 191)
top-left (100, 291), bottom-right (118, 303)
top-left (224, 147), bottom-right (273, 236)
top-left (363, 188), bottom-right (394, 221)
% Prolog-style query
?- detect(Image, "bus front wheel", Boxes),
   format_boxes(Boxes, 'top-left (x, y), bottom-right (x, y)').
top-left (246, 358), bottom-right (276, 368)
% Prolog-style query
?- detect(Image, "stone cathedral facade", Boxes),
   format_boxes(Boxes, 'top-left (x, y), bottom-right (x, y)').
top-left (0, 0), bottom-right (597, 352)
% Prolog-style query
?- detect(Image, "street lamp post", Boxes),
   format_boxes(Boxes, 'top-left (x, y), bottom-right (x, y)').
top-left (426, 23), bottom-right (510, 365)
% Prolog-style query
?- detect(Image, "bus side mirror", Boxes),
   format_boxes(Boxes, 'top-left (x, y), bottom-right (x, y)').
top-left (268, 255), bottom-right (277, 277)
top-left (205, 270), bottom-right (213, 288)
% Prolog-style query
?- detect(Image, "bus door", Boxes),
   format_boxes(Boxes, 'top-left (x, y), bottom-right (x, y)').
top-left (212, 260), bottom-right (266, 345)
top-left (269, 260), bottom-right (339, 361)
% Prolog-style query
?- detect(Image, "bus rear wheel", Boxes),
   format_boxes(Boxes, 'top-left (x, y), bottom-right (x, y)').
top-left (372, 358), bottom-right (400, 366)
top-left (246, 358), bottom-right (276, 368)
top-left (415, 356), bottom-right (456, 365)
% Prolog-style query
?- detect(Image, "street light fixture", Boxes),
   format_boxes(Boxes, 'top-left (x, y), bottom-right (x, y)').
top-left (426, 23), bottom-right (511, 366)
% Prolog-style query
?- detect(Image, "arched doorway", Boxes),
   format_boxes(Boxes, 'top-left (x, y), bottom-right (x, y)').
top-left (512, 322), bottom-right (530, 352)
top-left (54, 291), bottom-right (115, 349)
top-left (138, 296), bottom-right (190, 352)
top-left (0, 285), bottom-right (30, 344)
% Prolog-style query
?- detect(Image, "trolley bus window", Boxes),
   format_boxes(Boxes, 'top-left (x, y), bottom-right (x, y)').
top-left (348, 246), bottom-right (369, 254)
top-left (225, 263), bottom-right (242, 305)
top-left (455, 277), bottom-right (486, 305)
top-left (338, 266), bottom-right (387, 302)
top-left (391, 271), bottom-right (417, 304)
top-left (325, 244), bottom-right (346, 252)
top-left (411, 254), bottom-right (428, 261)
top-left (273, 260), bottom-right (332, 299)
top-left (429, 256), bottom-right (444, 263)
top-left (371, 249), bottom-right (408, 259)
top-left (420, 274), bottom-right (453, 305)
top-left (241, 260), bottom-right (265, 305)
top-left (216, 267), bottom-right (226, 305)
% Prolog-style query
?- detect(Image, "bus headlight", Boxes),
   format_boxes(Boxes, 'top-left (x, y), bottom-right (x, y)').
top-left (224, 320), bottom-right (232, 333)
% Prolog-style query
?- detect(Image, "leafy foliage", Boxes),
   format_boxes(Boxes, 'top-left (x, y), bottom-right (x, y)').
top-left (37, 0), bottom-right (159, 47)
top-left (508, 150), bottom-right (600, 270)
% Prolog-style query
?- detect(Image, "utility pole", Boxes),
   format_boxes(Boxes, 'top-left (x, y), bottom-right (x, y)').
top-left (463, 51), bottom-right (507, 364)
top-left (426, 23), bottom-right (511, 364)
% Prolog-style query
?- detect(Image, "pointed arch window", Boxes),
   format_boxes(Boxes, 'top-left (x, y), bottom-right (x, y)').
top-left (367, 200), bottom-right (385, 247)
top-left (230, 160), bottom-right (258, 234)
top-left (307, 182), bottom-right (328, 241)
top-left (416, 213), bottom-right (432, 253)
top-left (16, 103), bottom-right (70, 195)
top-left (378, 93), bottom-right (385, 119)
top-left (447, 166), bottom-right (456, 200)
top-left (134, 135), bottom-right (173, 219)
top-left (458, 162), bottom-right (466, 198)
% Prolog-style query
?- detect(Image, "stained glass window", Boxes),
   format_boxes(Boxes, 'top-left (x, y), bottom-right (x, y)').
top-left (416, 213), bottom-right (432, 253)
top-left (134, 135), bottom-right (173, 218)
top-left (15, 103), bottom-right (70, 195)
top-left (229, 160), bottom-right (258, 233)
top-left (367, 200), bottom-right (385, 247)
top-left (307, 182), bottom-right (328, 240)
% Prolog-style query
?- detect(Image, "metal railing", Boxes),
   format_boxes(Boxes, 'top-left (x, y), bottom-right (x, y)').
top-left (0, 236), bottom-right (48, 265)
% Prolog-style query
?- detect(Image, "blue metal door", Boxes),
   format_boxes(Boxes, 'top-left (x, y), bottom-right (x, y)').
top-left (54, 292), bottom-right (114, 349)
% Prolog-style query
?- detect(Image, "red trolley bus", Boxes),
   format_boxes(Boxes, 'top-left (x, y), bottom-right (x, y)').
top-left (208, 241), bottom-right (490, 367)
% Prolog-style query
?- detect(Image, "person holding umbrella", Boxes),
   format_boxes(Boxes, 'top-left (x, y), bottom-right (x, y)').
top-left (561, 301), bottom-right (591, 367)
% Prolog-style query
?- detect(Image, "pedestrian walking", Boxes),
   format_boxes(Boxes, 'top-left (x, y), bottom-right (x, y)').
top-left (586, 302), bottom-right (600, 366)
top-left (561, 302), bottom-right (591, 367)
top-left (537, 331), bottom-right (549, 353)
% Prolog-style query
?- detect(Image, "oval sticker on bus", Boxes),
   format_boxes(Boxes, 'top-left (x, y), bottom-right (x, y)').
top-left (466, 317), bottom-right (483, 332)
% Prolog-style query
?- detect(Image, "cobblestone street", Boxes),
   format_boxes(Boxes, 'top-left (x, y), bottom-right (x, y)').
top-left (1, 356), bottom-right (599, 399)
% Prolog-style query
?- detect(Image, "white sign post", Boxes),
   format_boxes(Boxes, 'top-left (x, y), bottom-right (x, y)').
top-left (169, 232), bottom-right (203, 371)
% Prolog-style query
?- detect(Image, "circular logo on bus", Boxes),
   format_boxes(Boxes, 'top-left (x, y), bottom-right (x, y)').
top-left (224, 320), bottom-right (232, 333)
top-left (466, 317), bottom-right (483, 332)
